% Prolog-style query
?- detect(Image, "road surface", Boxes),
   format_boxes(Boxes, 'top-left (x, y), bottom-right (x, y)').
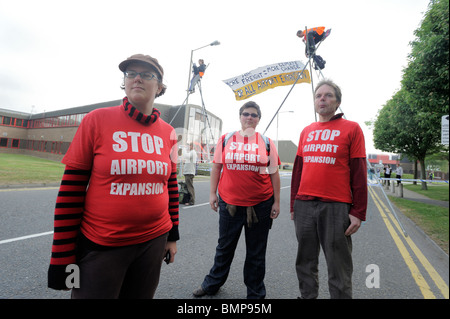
top-left (0, 173), bottom-right (448, 301)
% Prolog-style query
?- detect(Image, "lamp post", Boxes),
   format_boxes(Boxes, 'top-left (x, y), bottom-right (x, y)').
top-left (185, 40), bottom-right (220, 106)
top-left (185, 40), bottom-right (220, 160)
top-left (276, 110), bottom-right (294, 165)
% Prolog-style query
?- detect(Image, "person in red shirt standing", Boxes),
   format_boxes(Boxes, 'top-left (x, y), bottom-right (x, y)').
top-left (193, 101), bottom-right (281, 299)
top-left (290, 80), bottom-right (367, 299)
top-left (47, 54), bottom-right (179, 298)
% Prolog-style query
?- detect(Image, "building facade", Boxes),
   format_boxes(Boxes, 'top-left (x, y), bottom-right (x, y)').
top-left (0, 100), bottom-right (222, 162)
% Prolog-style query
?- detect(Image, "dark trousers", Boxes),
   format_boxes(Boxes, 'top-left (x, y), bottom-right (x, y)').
top-left (305, 31), bottom-right (324, 55)
top-left (201, 196), bottom-right (274, 299)
top-left (293, 200), bottom-right (353, 299)
top-left (71, 233), bottom-right (168, 299)
top-left (184, 174), bottom-right (195, 204)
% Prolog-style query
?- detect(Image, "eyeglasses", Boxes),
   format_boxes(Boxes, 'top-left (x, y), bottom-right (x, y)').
top-left (241, 112), bottom-right (259, 118)
top-left (124, 71), bottom-right (158, 81)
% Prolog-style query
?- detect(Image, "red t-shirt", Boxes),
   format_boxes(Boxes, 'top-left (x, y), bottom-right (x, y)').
top-left (62, 105), bottom-right (178, 246)
top-left (296, 118), bottom-right (366, 203)
top-left (214, 132), bottom-right (280, 206)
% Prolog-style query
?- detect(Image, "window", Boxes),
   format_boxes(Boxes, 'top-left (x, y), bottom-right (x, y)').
top-left (27, 113), bottom-right (88, 128)
top-left (11, 139), bottom-right (19, 148)
top-left (2, 117), bottom-right (11, 125)
top-left (0, 138), bottom-right (7, 147)
top-left (51, 141), bottom-right (62, 154)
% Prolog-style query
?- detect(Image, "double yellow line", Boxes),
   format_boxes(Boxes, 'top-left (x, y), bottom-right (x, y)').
top-left (368, 186), bottom-right (449, 299)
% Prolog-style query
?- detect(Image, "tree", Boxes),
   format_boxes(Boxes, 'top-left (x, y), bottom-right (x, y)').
top-left (372, 0), bottom-right (449, 190)
top-left (403, 0), bottom-right (449, 116)
top-left (373, 90), bottom-right (439, 188)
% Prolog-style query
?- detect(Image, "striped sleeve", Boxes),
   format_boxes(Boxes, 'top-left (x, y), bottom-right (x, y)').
top-left (48, 165), bottom-right (90, 290)
top-left (167, 170), bottom-right (180, 241)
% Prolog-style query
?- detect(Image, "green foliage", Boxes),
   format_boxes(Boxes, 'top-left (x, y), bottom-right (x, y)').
top-left (404, 0), bottom-right (449, 114)
top-left (373, 0), bottom-right (449, 188)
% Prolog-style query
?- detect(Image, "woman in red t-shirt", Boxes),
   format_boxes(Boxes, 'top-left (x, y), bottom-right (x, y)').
top-left (48, 54), bottom-right (179, 299)
top-left (193, 101), bottom-right (280, 299)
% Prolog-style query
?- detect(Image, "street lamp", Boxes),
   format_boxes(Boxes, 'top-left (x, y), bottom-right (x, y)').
top-left (185, 40), bottom-right (220, 104)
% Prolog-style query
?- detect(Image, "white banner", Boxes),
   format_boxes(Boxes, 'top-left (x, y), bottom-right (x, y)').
top-left (223, 61), bottom-right (310, 101)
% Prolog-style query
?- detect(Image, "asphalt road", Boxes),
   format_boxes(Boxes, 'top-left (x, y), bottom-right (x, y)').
top-left (0, 173), bottom-right (448, 300)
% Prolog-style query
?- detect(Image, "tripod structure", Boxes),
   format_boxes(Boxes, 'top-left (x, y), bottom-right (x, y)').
top-left (168, 71), bottom-right (216, 162)
top-left (196, 79), bottom-right (216, 162)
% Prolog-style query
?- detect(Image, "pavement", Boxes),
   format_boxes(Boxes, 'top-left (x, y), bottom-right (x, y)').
top-left (381, 182), bottom-right (449, 208)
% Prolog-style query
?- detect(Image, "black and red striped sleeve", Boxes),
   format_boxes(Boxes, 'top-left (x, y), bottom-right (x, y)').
top-left (48, 165), bottom-right (90, 290)
top-left (167, 170), bottom-right (179, 241)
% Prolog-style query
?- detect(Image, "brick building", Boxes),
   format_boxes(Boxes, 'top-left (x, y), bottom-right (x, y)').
top-left (0, 100), bottom-right (222, 162)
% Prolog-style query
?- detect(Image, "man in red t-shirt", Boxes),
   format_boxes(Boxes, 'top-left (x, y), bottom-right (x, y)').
top-left (290, 80), bottom-right (367, 299)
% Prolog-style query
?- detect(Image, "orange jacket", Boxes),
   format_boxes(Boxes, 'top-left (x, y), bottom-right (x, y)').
top-left (307, 26), bottom-right (325, 35)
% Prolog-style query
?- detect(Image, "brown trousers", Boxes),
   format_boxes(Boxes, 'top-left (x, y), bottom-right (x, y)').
top-left (293, 200), bottom-right (353, 299)
top-left (71, 233), bottom-right (168, 299)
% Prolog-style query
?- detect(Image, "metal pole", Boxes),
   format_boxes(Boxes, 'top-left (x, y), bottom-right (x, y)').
top-left (308, 55), bottom-right (317, 122)
top-left (305, 26), bottom-right (318, 122)
top-left (263, 59), bottom-right (312, 135)
top-left (341, 111), bottom-right (409, 237)
top-left (185, 49), bottom-right (194, 107)
top-left (185, 41), bottom-right (220, 114)
top-left (276, 112), bottom-right (279, 152)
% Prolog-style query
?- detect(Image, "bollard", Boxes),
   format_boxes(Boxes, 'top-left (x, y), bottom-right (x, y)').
top-left (399, 183), bottom-right (403, 197)
top-left (391, 182), bottom-right (395, 194)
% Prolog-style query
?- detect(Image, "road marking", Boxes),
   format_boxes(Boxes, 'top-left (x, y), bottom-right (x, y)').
top-left (182, 186), bottom-right (291, 210)
top-left (182, 202), bottom-right (209, 209)
top-left (0, 187), bottom-right (59, 192)
top-left (368, 187), bottom-right (443, 299)
top-left (370, 187), bottom-right (449, 299)
top-left (0, 231), bottom-right (54, 245)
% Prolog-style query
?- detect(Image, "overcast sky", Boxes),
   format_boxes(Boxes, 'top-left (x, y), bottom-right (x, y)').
top-left (0, 0), bottom-right (431, 154)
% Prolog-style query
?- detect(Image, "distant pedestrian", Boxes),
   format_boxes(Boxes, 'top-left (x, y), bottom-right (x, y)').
top-left (384, 164), bottom-right (391, 186)
top-left (396, 165), bottom-right (403, 185)
top-left (183, 143), bottom-right (197, 205)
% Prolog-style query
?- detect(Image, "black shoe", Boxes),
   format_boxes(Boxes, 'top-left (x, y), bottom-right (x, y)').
top-left (193, 286), bottom-right (207, 297)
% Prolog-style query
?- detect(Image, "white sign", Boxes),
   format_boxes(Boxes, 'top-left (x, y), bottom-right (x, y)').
top-left (222, 61), bottom-right (310, 100)
top-left (442, 115), bottom-right (449, 145)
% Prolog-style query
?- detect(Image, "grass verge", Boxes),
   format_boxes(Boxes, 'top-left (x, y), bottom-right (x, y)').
top-left (403, 183), bottom-right (449, 201)
top-left (0, 153), bottom-right (65, 185)
top-left (389, 195), bottom-right (449, 254)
